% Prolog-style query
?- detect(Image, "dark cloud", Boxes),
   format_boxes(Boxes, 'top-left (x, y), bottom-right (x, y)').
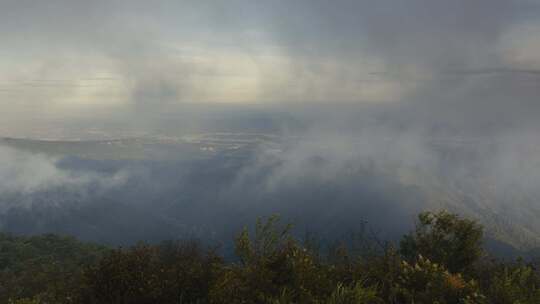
top-left (0, 0), bottom-right (538, 124)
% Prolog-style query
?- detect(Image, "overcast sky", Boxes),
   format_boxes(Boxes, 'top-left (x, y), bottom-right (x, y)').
top-left (1, 0), bottom-right (540, 135)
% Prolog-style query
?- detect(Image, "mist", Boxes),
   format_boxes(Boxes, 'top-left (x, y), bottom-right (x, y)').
top-left (1, 1), bottom-right (540, 256)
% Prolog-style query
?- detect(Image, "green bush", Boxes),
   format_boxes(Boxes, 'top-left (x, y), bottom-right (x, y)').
top-left (400, 211), bottom-right (484, 275)
top-left (481, 261), bottom-right (540, 304)
top-left (397, 255), bottom-right (485, 303)
top-left (0, 233), bottom-right (108, 304)
top-left (2, 212), bottom-right (540, 304)
top-left (323, 282), bottom-right (382, 304)
top-left (81, 241), bottom-right (222, 304)
top-left (210, 215), bottom-right (334, 303)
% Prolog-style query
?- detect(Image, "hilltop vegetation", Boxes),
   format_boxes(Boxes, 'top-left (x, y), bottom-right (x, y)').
top-left (0, 233), bottom-right (108, 303)
top-left (2, 211), bottom-right (540, 303)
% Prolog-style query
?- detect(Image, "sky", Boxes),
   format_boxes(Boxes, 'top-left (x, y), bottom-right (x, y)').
top-left (1, 0), bottom-right (540, 135)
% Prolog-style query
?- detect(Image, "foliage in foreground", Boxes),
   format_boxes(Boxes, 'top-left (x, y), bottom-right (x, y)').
top-left (2, 211), bottom-right (540, 303)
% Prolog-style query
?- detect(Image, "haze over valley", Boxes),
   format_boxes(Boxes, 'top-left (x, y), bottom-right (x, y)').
top-left (1, 0), bottom-right (540, 258)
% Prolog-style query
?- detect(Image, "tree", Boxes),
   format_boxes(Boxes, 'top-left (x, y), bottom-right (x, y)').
top-left (400, 211), bottom-right (483, 274)
top-left (81, 241), bottom-right (221, 304)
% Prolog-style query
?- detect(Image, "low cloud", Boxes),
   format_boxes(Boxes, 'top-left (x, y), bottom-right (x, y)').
top-left (0, 145), bottom-right (128, 209)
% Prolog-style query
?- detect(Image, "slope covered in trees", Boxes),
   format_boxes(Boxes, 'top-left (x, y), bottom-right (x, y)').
top-left (2, 212), bottom-right (540, 303)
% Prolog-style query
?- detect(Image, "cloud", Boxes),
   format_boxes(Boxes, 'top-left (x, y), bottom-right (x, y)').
top-left (0, 145), bottom-right (128, 210)
top-left (1, 0), bottom-right (538, 112)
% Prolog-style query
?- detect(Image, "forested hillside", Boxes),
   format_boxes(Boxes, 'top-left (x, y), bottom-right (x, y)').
top-left (2, 211), bottom-right (540, 303)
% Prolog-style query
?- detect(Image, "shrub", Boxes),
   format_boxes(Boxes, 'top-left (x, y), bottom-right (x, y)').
top-left (397, 255), bottom-right (485, 304)
top-left (482, 261), bottom-right (540, 304)
top-left (400, 211), bottom-right (484, 274)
